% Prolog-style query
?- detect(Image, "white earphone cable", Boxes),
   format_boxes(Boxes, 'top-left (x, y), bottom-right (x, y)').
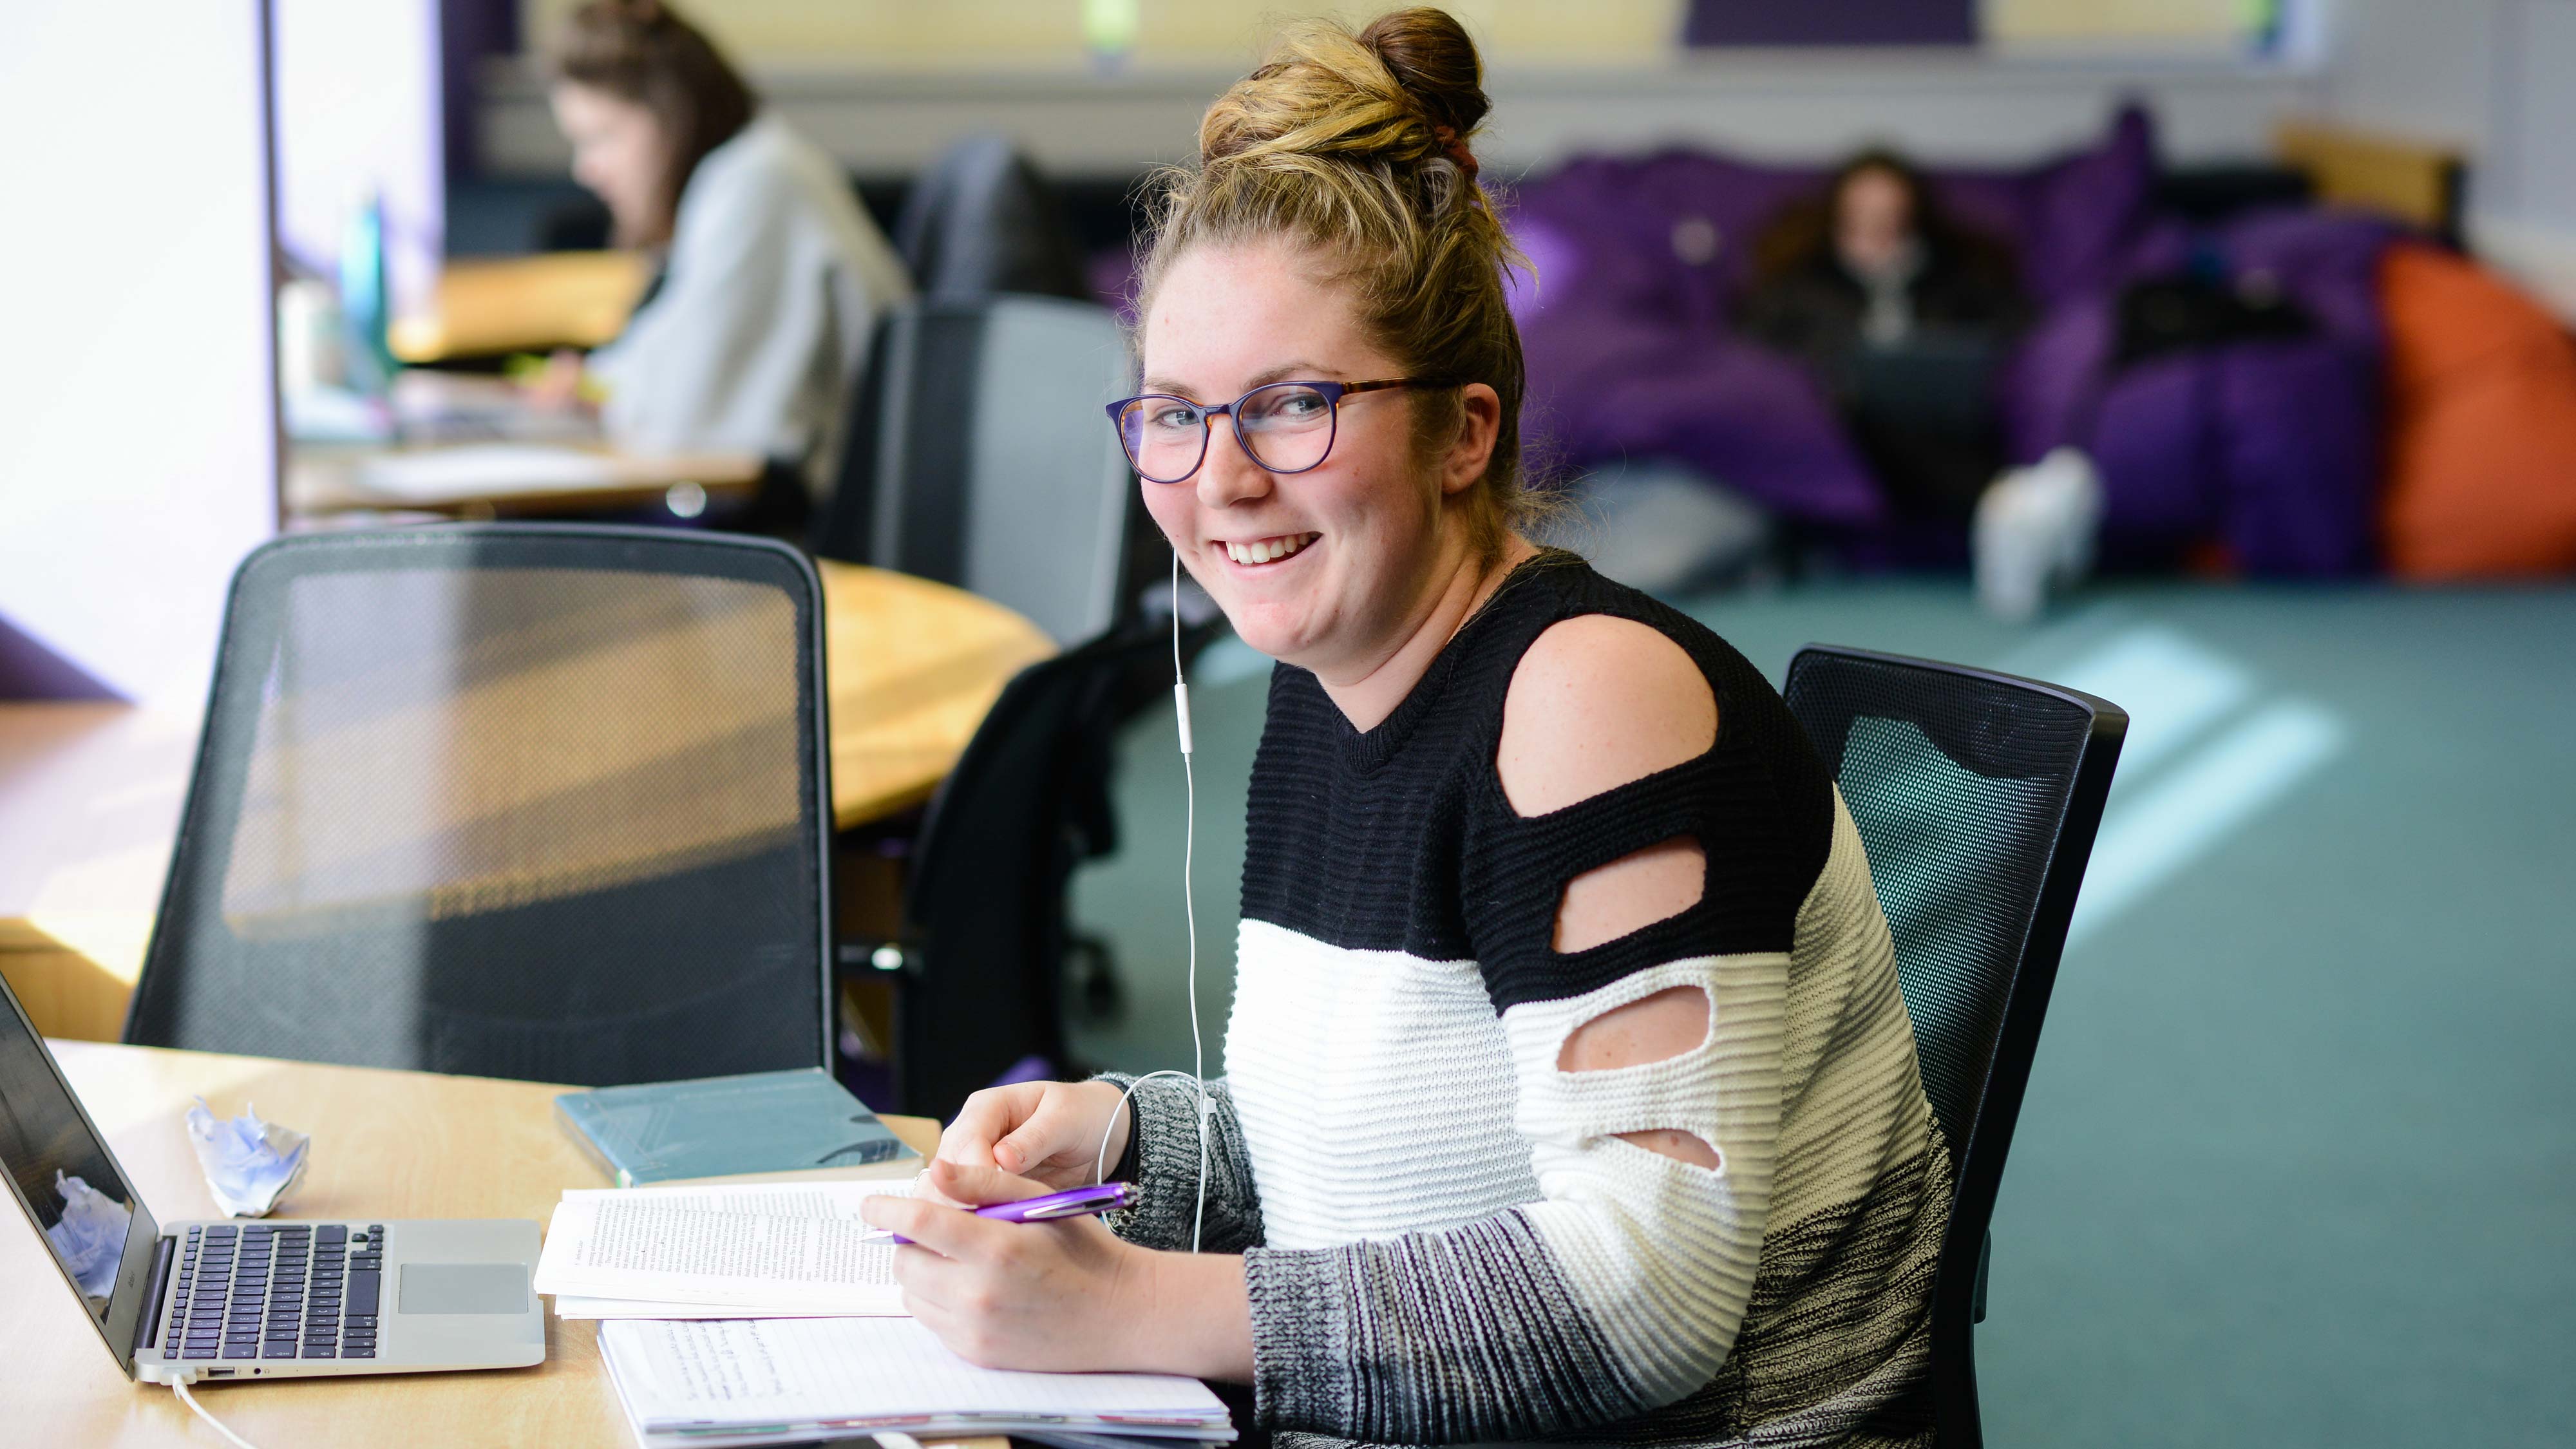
top-left (1090, 551), bottom-right (1213, 1252)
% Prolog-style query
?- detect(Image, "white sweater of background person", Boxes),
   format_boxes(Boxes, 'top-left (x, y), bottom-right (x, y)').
top-left (589, 111), bottom-right (912, 496)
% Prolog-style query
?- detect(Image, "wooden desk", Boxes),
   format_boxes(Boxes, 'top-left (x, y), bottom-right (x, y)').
top-left (0, 705), bottom-right (195, 1042)
top-left (0, 564), bottom-right (1050, 1041)
top-left (3, 1040), bottom-right (1001, 1448)
top-left (390, 251), bottom-right (651, 365)
top-left (286, 368), bottom-right (765, 520)
top-left (817, 561), bottom-right (1056, 827)
top-left (287, 442), bottom-right (766, 520)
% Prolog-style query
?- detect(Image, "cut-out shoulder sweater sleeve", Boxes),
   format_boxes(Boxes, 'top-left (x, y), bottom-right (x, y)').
top-left (1216, 558), bottom-right (1951, 1449)
top-left (1239, 753), bottom-right (1810, 1441)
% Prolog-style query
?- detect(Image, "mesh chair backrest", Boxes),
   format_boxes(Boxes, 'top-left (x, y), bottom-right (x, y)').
top-left (1785, 647), bottom-right (2121, 1448)
top-left (816, 296), bottom-right (1135, 646)
top-left (1782, 647), bottom-right (2121, 1175)
top-left (892, 135), bottom-right (1089, 302)
top-left (124, 527), bottom-right (834, 1086)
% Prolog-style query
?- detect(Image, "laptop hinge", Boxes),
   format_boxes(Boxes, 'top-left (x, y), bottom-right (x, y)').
top-left (132, 1234), bottom-right (175, 1362)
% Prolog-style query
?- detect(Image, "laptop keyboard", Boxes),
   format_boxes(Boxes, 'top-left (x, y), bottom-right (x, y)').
top-left (159, 1222), bottom-right (386, 1362)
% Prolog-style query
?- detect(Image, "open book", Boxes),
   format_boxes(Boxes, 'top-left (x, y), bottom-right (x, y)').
top-left (533, 1179), bottom-right (917, 1317)
top-left (600, 1317), bottom-right (1235, 1448)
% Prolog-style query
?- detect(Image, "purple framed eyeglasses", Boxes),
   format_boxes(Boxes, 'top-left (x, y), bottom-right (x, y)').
top-left (1104, 378), bottom-right (1454, 484)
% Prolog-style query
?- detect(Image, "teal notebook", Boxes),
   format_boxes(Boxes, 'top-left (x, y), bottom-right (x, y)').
top-left (554, 1068), bottom-right (919, 1188)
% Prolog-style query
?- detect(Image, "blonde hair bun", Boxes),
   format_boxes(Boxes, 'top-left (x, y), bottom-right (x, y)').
top-left (1200, 7), bottom-right (1489, 187)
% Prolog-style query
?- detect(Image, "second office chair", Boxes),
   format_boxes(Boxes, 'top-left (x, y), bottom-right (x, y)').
top-left (814, 294), bottom-right (1137, 648)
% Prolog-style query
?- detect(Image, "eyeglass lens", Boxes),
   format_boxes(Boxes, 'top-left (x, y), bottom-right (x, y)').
top-left (1117, 382), bottom-right (1339, 483)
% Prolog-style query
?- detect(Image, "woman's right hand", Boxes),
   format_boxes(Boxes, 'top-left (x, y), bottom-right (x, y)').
top-left (935, 1079), bottom-right (1133, 1193)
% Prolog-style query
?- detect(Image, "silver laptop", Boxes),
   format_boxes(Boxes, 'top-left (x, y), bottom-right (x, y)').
top-left (0, 974), bottom-right (544, 1383)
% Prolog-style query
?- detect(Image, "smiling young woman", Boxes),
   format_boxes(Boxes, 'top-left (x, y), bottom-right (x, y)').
top-left (858, 10), bottom-right (1955, 1447)
top-left (1126, 236), bottom-right (1525, 728)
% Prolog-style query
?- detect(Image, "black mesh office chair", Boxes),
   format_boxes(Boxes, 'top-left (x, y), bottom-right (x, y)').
top-left (847, 621), bottom-right (1174, 1120)
top-left (1782, 645), bottom-right (2125, 1449)
top-left (123, 526), bottom-right (836, 1087)
top-left (812, 294), bottom-right (1137, 647)
top-left (893, 135), bottom-right (1091, 303)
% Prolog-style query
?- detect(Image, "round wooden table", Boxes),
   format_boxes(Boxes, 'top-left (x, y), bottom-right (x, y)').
top-left (816, 560), bottom-right (1057, 828)
top-left (0, 562), bottom-right (1054, 1043)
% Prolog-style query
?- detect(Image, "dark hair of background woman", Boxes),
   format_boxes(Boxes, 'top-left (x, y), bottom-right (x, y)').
top-left (550, 0), bottom-right (754, 247)
top-left (1750, 147), bottom-right (2014, 289)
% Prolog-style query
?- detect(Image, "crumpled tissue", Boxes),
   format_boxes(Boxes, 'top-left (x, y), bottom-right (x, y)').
top-left (185, 1097), bottom-right (310, 1218)
top-left (45, 1171), bottom-right (133, 1299)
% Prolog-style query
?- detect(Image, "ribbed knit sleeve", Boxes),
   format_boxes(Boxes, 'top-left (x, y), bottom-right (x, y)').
top-left (1090, 1073), bottom-right (1263, 1255)
top-left (1235, 797), bottom-right (1947, 1448)
top-left (1245, 1213), bottom-right (1644, 1442)
top-left (1238, 927), bottom-right (1799, 1438)
top-left (1219, 556), bottom-right (1948, 1449)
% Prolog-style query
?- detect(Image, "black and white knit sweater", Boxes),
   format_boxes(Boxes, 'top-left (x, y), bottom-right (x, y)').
top-left (1106, 554), bottom-right (1951, 1448)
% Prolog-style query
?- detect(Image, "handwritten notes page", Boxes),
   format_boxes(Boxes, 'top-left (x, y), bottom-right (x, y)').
top-left (534, 1179), bottom-right (916, 1316)
top-left (598, 1316), bottom-right (1234, 1448)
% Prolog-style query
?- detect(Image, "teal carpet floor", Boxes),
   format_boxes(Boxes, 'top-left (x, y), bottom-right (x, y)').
top-left (1066, 578), bottom-right (2576, 1446)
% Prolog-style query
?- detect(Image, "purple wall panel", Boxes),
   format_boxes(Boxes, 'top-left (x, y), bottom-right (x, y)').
top-left (1685, 0), bottom-right (1975, 48)
top-left (441, 0), bottom-right (518, 178)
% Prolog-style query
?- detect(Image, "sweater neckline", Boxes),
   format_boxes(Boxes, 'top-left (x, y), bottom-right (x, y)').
top-left (1323, 552), bottom-right (1568, 775)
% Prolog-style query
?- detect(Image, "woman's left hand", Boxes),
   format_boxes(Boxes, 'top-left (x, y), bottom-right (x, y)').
top-left (862, 1157), bottom-right (1154, 1371)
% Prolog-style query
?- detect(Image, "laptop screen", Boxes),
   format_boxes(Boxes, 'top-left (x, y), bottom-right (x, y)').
top-left (0, 980), bottom-right (141, 1331)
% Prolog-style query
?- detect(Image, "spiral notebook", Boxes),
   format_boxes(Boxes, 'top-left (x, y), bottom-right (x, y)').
top-left (598, 1316), bottom-right (1235, 1448)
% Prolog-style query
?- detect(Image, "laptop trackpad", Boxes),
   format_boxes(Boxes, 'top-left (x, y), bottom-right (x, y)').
top-left (397, 1263), bottom-right (529, 1314)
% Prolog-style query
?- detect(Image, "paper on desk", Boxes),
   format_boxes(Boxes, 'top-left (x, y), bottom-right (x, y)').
top-left (357, 444), bottom-right (618, 501)
top-left (598, 1316), bottom-right (1235, 1448)
top-left (184, 1097), bottom-right (309, 1218)
top-left (533, 1178), bottom-right (920, 1315)
top-left (553, 1293), bottom-right (885, 1320)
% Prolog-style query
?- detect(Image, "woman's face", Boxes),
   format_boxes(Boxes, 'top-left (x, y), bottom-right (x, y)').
top-left (1833, 166), bottom-right (1917, 277)
top-left (550, 82), bottom-right (668, 245)
top-left (1137, 238), bottom-right (1477, 678)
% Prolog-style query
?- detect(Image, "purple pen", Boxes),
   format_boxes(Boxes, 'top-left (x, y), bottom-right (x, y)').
top-left (882, 1181), bottom-right (1133, 1245)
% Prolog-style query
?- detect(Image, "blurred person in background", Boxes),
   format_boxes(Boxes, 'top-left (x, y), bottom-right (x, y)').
top-left (543, 0), bottom-right (911, 510)
top-left (1743, 151), bottom-right (2096, 618)
top-left (1741, 149), bottom-right (2025, 520)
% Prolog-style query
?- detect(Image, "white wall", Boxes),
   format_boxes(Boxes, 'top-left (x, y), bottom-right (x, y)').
top-left (484, 51), bottom-right (2323, 179)
top-left (0, 1), bottom-right (279, 708)
top-left (2319, 0), bottom-right (2500, 147)
top-left (272, 0), bottom-right (444, 318)
top-left (2322, 0), bottom-right (2576, 315)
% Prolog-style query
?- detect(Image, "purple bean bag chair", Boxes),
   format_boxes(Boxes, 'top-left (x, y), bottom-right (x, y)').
top-left (2002, 208), bottom-right (2396, 574)
top-left (1510, 106), bottom-right (2394, 575)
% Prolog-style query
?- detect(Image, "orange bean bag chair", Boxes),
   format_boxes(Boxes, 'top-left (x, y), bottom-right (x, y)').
top-left (2378, 243), bottom-right (2576, 579)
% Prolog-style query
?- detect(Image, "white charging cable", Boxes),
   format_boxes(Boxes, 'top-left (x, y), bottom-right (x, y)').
top-left (1090, 551), bottom-right (1215, 1253)
top-left (167, 1374), bottom-right (266, 1449)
